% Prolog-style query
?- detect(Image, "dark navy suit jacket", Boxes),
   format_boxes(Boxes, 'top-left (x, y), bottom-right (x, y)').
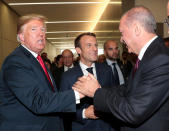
top-left (60, 63), bottom-right (116, 131)
top-left (0, 45), bottom-right (76, 131)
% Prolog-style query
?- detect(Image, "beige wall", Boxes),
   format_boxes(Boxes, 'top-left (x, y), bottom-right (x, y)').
top-left (43, 41), bottom-right (59, 62)
top-left (0, 1), bottom-right (18, 67)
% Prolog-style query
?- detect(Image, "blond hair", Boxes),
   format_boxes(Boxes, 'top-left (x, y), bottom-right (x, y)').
top-left (17, 14), bottom-right (47, 42)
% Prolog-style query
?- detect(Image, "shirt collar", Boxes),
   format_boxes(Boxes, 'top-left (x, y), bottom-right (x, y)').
top-left (79, 61), bottom-right (95, 71)
top-left (21, 44), bottom-right (38, 58)
top-left (138, 36), bottom-right (158, 60)
top-left (106, 58), bottom-right (117, 66)
top-left (64, 64), bottom-right (74, 69)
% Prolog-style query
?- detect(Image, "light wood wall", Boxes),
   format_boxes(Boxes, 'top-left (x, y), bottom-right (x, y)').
top-left (0, 1), bottom-right (18, 67)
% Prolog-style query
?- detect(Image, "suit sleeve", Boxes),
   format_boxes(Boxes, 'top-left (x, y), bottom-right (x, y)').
top-left (94, 54), bottom-right (169, 125)
top-left (60, 72), bottom-right (88, 123)
top-left (3, 55), bottom-right (76, 114)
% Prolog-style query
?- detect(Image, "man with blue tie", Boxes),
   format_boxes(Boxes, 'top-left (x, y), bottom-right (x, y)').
top-left (0, 14), bottom-right (82, 131)
top-left (104, 40), bottom-right (125, 85)
top-left (60, 32), bottom-right (117, 131)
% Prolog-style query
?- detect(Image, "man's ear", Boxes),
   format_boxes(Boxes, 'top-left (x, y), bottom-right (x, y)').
top-left (18, 33), bottom-right (24, 42)
top-left (75, 47), bottom-right (81, 55)
top-left (133, 23), bottom-right (141, 36)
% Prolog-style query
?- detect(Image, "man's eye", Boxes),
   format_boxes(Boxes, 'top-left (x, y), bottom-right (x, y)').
top-left (41, 28), bottom-right (46, 32)
top-left (31, 28), bottom-right (36, 31)
top-left (88, 44), bottom-right (91, 47)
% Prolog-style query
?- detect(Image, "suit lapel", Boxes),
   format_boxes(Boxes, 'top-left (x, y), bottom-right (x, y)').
top-left (95, 63), bottom-right (102, 84)
top-left (74, 64), bottom-right (84, 78)
top-left (19, 45), bottom-right (56, 91)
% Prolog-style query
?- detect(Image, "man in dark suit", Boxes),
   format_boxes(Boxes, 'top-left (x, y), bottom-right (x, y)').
top-left (104, 40), bottom-right (125, 85)
top-left (0, 14), bottom-right (82, 131)
top-left (60, 32), bottom-right (116, 131)
top-left (53, 49), bottom-right (75, 88)
top-left (73, 6), bottom-right (169, 131)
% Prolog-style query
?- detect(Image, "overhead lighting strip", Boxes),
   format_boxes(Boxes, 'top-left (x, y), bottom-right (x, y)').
top-left (90, 0), bottom-right (110, 31)
top-left (51, 40), bottom-right (113, 44)
top-left (47, 36), bottom-right (120, 39)
top-left (9, 2), bottom-right (121, 6)
top-left (46, 30), bottom-right (119, 33)
top-left (46, 20), bottom-right (120, 24)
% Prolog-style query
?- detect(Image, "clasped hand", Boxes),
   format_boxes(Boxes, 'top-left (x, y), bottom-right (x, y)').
top-left (73, 73), bottom-right (100, 98)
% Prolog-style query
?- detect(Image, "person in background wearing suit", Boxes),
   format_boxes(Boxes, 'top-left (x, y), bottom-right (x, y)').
top-left (0, 14), bottom-right (83, 131)
top-left (121, 51), bottom-right (133, 80)
top-left (163, 37), bottom-right (169, 47)
top-left (53, 49), bottom-right (74, 89)
top-left (73, 6), bottom-right (169, 131)
top-left (104, 40), bottom-right (125, 85)
top-left (62, 49), bottom-right (75, 71)
top-left (60, 32), bottom-right (116, 131)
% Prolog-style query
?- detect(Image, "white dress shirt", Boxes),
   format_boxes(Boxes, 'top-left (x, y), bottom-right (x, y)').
top-left (64, 64), bottom-right (74, 72)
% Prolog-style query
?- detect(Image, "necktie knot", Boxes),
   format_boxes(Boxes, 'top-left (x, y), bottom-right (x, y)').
top-left (112, 63), bottom-right (116, 66)
top-left (37, 54), bottom-right (43, 62)
top-left (132, 58), bottom-right (140, 78)
top-left (135, 59), bottom-right (140, 70)
top-left (86, 67), bottom-right (93, 74)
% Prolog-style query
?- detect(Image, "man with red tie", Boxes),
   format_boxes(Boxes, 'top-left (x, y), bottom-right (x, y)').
top-left (73, 6), bottom-right (169, 131)
top-left (0, 14), bottom-right (82, 131)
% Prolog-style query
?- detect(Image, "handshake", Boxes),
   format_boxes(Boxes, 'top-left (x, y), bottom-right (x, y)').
top-left (73, 73), bottom-right (101, 98)
top-left (72, 73), bottom-right (101, 119)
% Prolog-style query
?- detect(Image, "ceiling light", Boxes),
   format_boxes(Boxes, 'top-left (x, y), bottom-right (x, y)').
top-left (47, 36), bottom-right (120, 39)
top-left (46, 20), bottom-right (120, 24)
top-left (46, 30), bottom-right (119, 33)
top-left (9, 2), bottom-right (121, 6)
top-left (90, 0), bottom-right (110, 31)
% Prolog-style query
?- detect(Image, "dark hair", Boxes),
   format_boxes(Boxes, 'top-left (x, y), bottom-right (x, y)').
top-left (163, 37), bottom-right (169, 42)
top-left (56, 54), bottom-right (62, 62)
top-left (122, 51), bottom-right (128, 55)
top-left (104, 40), bottom-right (117, 50)
top-left (74, 32), bottom-right (96, 48)
top-left (44, 59), bottom-right (51, 65)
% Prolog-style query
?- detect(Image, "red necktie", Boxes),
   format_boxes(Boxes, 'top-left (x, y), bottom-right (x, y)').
top-left (132, 58), bottom-right (140, 78)
top-left (37, 55), bottom-right (55, 92)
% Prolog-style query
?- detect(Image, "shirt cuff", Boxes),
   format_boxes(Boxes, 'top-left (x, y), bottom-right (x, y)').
top-left (82, 109), bottom-right (87, 119)
top-left (74, 90), bottom-right (80, 104)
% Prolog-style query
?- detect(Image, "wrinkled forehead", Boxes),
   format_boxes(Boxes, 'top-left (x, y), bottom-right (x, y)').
top-left (119, 17), bottom-right (126, 31)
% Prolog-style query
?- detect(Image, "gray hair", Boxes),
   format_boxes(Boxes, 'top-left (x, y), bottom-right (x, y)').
top-left (123, 6), bottom-right (156, 33)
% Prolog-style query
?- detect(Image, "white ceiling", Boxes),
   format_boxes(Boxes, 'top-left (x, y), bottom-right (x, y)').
top-left (3, 0), bottom-right (122, 48)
